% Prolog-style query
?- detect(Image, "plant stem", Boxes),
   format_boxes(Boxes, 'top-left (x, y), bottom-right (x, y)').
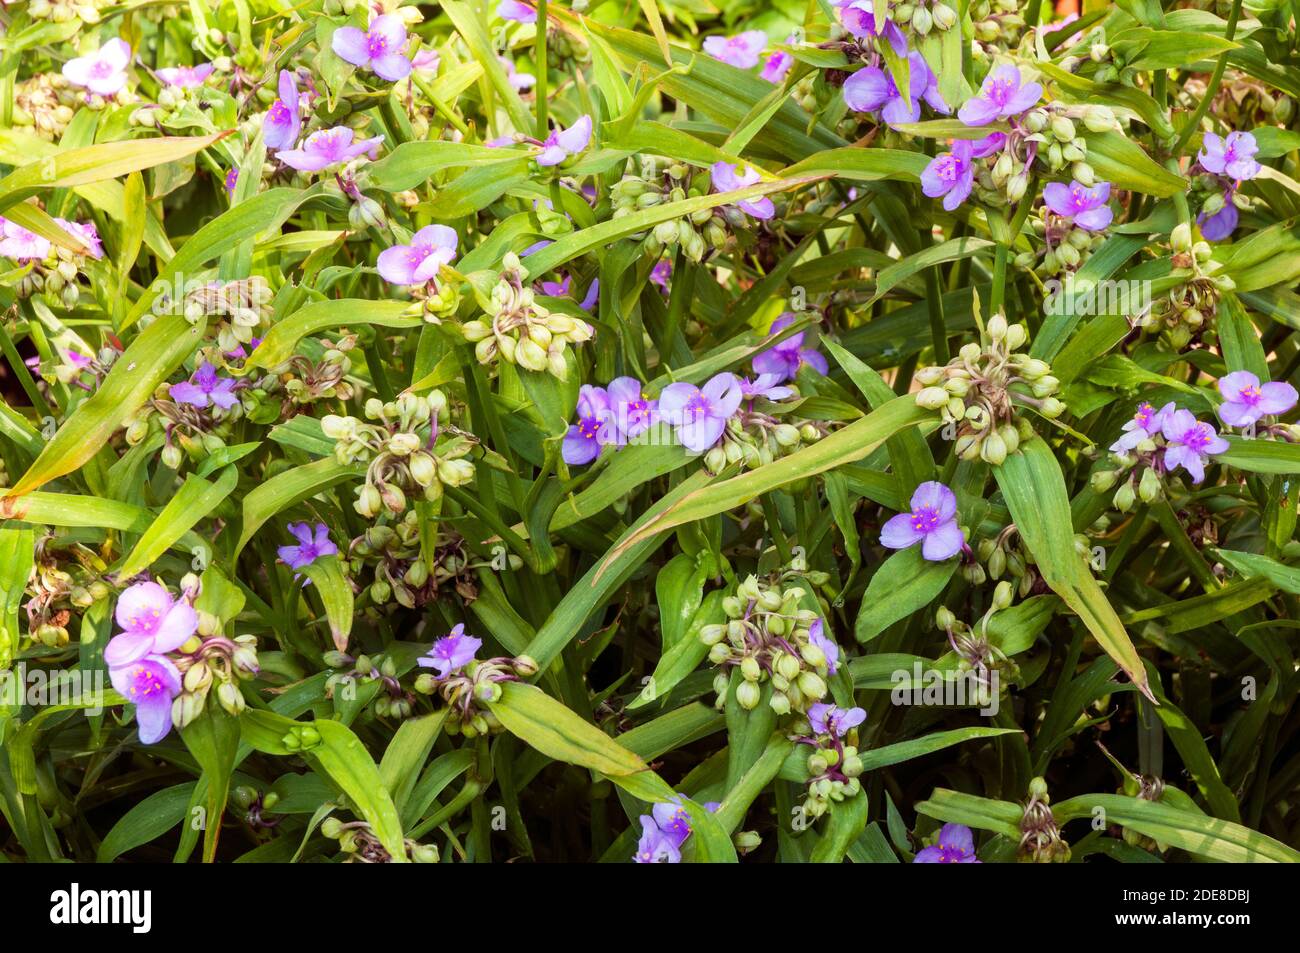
top-left (1170, 0), bottom-right (1244, 156)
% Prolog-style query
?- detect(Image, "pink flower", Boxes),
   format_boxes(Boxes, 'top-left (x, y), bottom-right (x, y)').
top-left (711, 161), bottom-right (773, 219)
top-left (157, 63), bottom-right (214, 88)
top-left (498, 0), bottom-right (537, 21)
top-left (276, 126), bottom-right (384, 172)
top-left (537, 115), bottom-right (592, 166)
top-left (880, 481), bottom-right (964, 561)
top-left (109, 655), bottom-right (182, 744)
top-left (103, 581), bottom-right (198, 669)
top-left (0, 218), bottom-right (52, 262)
top-left (263, 70), bottom-right (301, 152)
top-left (1216, 371), bottom-right (1297, 428)
top-left (62, 38), bottom-right (132, 96)
top-left (1198, 131), bottom-right (1260, 182)
top-left (376, 225), bottom-right (458, 286)
top-left (332, 15), bottom-right (413, 82)
top-left (761, 49), bottom-right (793, 83)
top-left (703, 30), bottom-right (768, 70)
top-left (55, 219), bottom-right (104, 259)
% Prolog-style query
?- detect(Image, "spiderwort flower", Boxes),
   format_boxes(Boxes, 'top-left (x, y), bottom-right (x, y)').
top-left (170, 362), bottom-right (239, 410)
top-left (109, 655), bottom-right (182, 744)
top-left (278, 522), bottom-right (338, 571)
top-left (503, 57), bottom-right (535, 91)
top-left (650, 259), bottom-right (672, 292)
top-left (807, 619), bottom-right (840, 675)
top-left (538, 274), bottom-right (600, 311)
top-left (276, 126), bottom-right (384, 172)
top-left (1198, 197), bottom-right (1239, 242)
top-left (536, 115), bottom-right (592, 166)
top-left (56, 219), bottom-right (104, 259)
top-left (607, 377), bottom-right (659, 443)
top-left (711, 161), bottom-right (773, 220)
top-left (377, 225), bottom-right (459, 286)
top-left (1161, 409), bottom-right (1229, 484)
top-left (738, 373), bottom-right (794, 402)
top-left (1198, 131), bottom-right (1261, 182)
top-left (835, 0), bottom-right (907, 53)
top-left (225, 168), bottom-right (240, 195)
top-left (753, 313), bottom-right (829, 381)
top-left (1042, 180), bottom-right (1113, 231)
top-left (498, 0), bottom-right (537, 21)
top-left (914, 823), bottom-right (980, 863)
top-left (157, 63), bottom-right (214, 88)
top-left (417, 623), bottom-right (482, 679)
top-left (843, 52), bottom-right (947, 126)
top-left (703, 30), bottom-right (768, 69)
top-left (761, 48), bottom-right (793, 84)
top-left (880, 481), bottom-right (964, 560)
top-left (921, 139), bottom-right (975, 211)
top-left (651, 797), bottom-right (693, 847)
top-left (957, 64), bottom-right (1042, 125)
top-left (808, 702), bottom-right (865, 737)
top-left (103, 581), bottom-right (199, 668)
top-left (659, 373), bottom-right (743, 453)
top-left (62, 38), bottom-right (132, 96)
top-left (1110, 401), bottom-right (1172, 453)
top-left (562, 385), bottom-right (614, 465)
top-left (262, 70), bottom-right (301, 151)
top-left (1216, 371), bottom-right (1298, 428)
top-left (0, 219), bottom-right (52, 262)
top-left (332, 15), bottom-right (413, 82)
top-left (634, 815), bottom-right (682, 863)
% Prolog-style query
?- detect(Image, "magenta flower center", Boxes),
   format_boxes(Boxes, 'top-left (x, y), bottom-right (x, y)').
top-left (936, 844), bottom-right (966, 862)
top-left (933, 155), bottom-right (963, 184)
top-left (129, 666), bottom-right (166, 698)
top-left (910, 506), bottom-right (941, 533)
top-left (1133, 403), bottom-right (1153, 428)
top-left (268, 100), bottom-right (290, 122)
top-left (987, 78), bottom-right (1014, 106)
top-left (1237, 384), bottom-right (1261, 404)
top-left (683, 394), bottom-right (710, 420)
top-left (91, 60), bottom-right (116, 79)
top-left (367, 32), bottom-right (389, 58)
top-left (1183, 424), bottom-right (1213, 452)
top-left (576, 416), bottom-right (601, 440)
top-left (127, 606), bottom-right (164, 636)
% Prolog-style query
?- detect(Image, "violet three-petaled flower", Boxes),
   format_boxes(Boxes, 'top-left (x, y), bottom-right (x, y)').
top-left (634, 815), bottom-right (682, 863)
top-left (263, 70), bottom-right (301, 151)
top-left (169, 362), bottom-right (239, 410)
top-left (498, 0), bottom-right (537, 22)
top-left (0, 219), bottom-right (52, 262)
top-left (808, 702), bottom-right (865, 737)
top-left (807, 619), bottom-right (840, 675)
top-left (278, 522), bottom-right (338, 571)
top-left (109, 654), bottom-right (182, 744)
top-left (914, 822), bottom-right (981, 863)
top-left (104, 581), bottom-right (198, 669)
top-left (957, 64), bottom-right (1042, 126)
top-left (1161, 409), bottom-right (1229, 484)
top-left (157, 63), bottom-right (214, 88)
top-left (834, 0), bottom-right (908, 53)
top-left (63, 38), bottom-right (132, 96)
top-left (921, 134), bottom-right (1003, 211)
top-left (1042, 180), bottom-right (1113, 231)
top-left (1198, 131), bottom-right (1260, 182)
top-left (659, 373), bottom-right (743, 453)
top-left (332, 15), bottom-right (413, 81)
top-left (711, 161), bottom-right (773, 220)
top-left (607, 377), bottom-right (659, 444)
top-left (562, 385), bottom-right (614, 465)
top-left (739, 373), bottom-right (794, 402)
top-left (702, 30), bottom-right (768, 69)
top-left (377, 224), bottom-right (459, 286)
top-left (1216, 371), bottom-right (1297, 428)
top-left (1198, 192), bottom-right (1240, 242)
top-left (880, 481), bottom-right (964, 561)
top-left (753, 313), bottom-right (829, 382)
top-left (417, 623), bottom-right (483, 679)
top-left (536, 115), bottom-right (592, 167)
top-left (843, 52), bottom-right (948, 127)
top-left (277, 126), bottom-right (384, 172)
top-left (1109, 400), bottom-right (1172, 453)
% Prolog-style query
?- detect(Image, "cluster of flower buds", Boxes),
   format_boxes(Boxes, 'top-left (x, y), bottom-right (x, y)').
top-left (703, 406), bottom-right (827, 476)
top-left (891, 0), bottom-right (958, 36)
top-left (935, 595), bottom-right (1021, 698)
top-left (1019, 776), bottom-right (1070, 862)
top-left (976, 527), bottom-right (1042, 597)
top-left (969, 0), bottom-right (1025, 54)
top-left (1022, 211), bottom-right (1108, 277)
top-left (913, 312), bottom-right (1063, 465)
top-left (23, 538), bottom-right (100, 651)
top-left (177, 277), bottom-right (275, 351)
top-left (347, 517), bottom-right (512, 609)
top-left (13, 75), bottom-right (77, 140)
top-left (610, 157), bottom-right (728, 262)
top-left (319, 816), bottom-right (440, 863)
top-left (323, 650), bottom-right (416, 720)
top-left (170, 628), bottom-right (261, 729)
top-left (411, 625), bottom-right (538, 737)
top-left (1024, 104), bottom-right (1117, 187)
top-left (322, 390), bottom-right (477, 517)
top-left (462, 252), bottom-right (593, 378)
top-left (699, 574), bottom-right (839, 716)
top-left (26, 0), bottom-right (108, 24)
top-left (795, 703), bottom-right (866, 820)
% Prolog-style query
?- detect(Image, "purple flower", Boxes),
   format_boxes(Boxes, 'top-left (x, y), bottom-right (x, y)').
top-left (498, 0), bottom-right (537, 21)
top-left (56, 218), bottom-right (104, 259)
top-left (263, 70), bottom-right (301, 152)
top-left (503, 57), bottom-right (535, 91)
top-left (332, 15), bottom-right (413, 82)
top-left (1109, 400), bottom-right (1171, 453)
top-left (62, 38), bottom-right (131, 96)
top-left (170, 362), bottom-right (239, 410)
top-left (1042, 180), bottom-right (1113, 231)
top-left (276, 126), bottom-right (384, 172)
top-left (538, 274), bottom-right (599, 311)
top-left (843, 52), bottom-right (947, 126)
top-left (377, 225), bottom-right (458, 286)
top-left (761, 49), bottom-right (793, 84)
top-left (711, 161), bottom-right (773, 220)
top-left (920, 135), bottom-right (1003, 211)
top-left (1161, 409), bottom-right (1229, 484)
top-left (1216, 371), bottom-right (1297, 428)
top-left (835, 0), bottom-right (908, 53)
top-left (278, 522), bottom-right (338, 570)
top-left (651, 798), bottom-right (693, 847)
top-left (562, 385), bottom-right (614, 465)
top-left (808, 702), bottom-right (865, 737)
top-left (1198, 131), bottom-right (1260, 182)
top-left (753, 313), bottom-right (829, 381)
top-left (957, 65), bottom-right (1041, 126)
top-left (0, 219), bottom-right (51, 262)
top-left (536, 115), bottom-right (592, 166)
top-left (880, 481), bottom-right (964, 561)
top-left (659, 373), bottom-right (743, 453)
top-left (104, 581), bottom-right (198, 669)
top-left (157, 63), bottom-right (214, 88)
top-left (1198, 195), bottom-right (1239, 241)
top-left (607, 377), bottom-right (659, 443)
top-left (703, 30), bottom-right (768, 69)
top-left (634, 815), bottom-right (682, 863)
top-left (225, 168), bottom-right (240, 195)
top-left (417, 623), bottom-right (483, 679)
top-left (109, 654), bottom-right (182, 744)
top-left (739, 373), bottom-right (794, 402)
top-left (914, 823), bottom-right (980, 863)
top-left (650, 259), bottom-right (672, 292)
top-left (807, 618), bottom-right (840, 675)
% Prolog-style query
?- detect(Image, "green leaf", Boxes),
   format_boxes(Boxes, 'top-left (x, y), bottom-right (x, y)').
top-left (301, 554), bottom-right (355, 653)
top-left (855, 547), bottom-right (957, 642)
top-left (235, 457), bottom-right (363, 556)
top-left (115, 466), bottom-right (238, 580)
top-left (179, 707), bottom-right (241, 863)
top-left (244, 299), bottom-right (422, 371)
